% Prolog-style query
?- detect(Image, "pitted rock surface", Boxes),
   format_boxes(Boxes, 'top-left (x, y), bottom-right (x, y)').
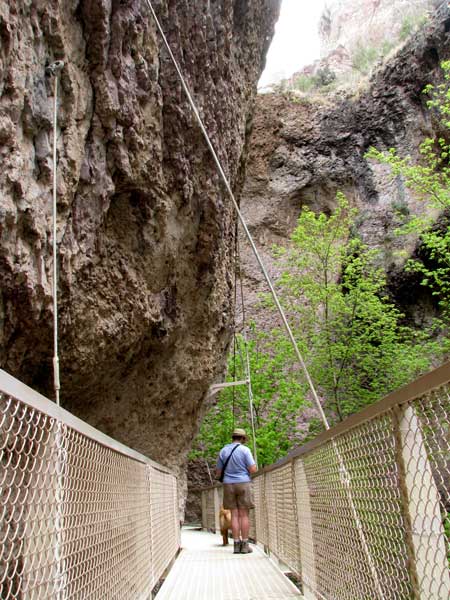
top-left (0, 0), bottom-right (280, 489)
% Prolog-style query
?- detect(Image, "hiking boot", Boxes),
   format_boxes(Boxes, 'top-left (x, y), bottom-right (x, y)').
top-left (240, 540), bottom-right (253, 554)
top-left (233, 541), bottom-right (241, 554)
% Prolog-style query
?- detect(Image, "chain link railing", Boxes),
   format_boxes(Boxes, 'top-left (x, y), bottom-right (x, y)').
top-left (0, 369), bottom-right (180, 600)
top-left (200, 362), bottom-right (450, 599)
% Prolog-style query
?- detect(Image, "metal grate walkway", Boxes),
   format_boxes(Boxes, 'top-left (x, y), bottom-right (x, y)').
top-left (156, 528), bottom-right (302, 599)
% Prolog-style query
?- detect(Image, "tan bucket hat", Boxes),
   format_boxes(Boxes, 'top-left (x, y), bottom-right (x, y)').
top-left (232, 428), bottom-right (247, 438)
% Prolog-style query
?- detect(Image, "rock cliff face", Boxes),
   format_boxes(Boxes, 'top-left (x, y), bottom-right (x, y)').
top-left (289, 0), bottom-right (439, 88)
top-left (0, 0), bottom-right (280, 484)
top-left (240, 4), bottom-right (450, 326)
top-left (320, 0), bottom-right (438, 58)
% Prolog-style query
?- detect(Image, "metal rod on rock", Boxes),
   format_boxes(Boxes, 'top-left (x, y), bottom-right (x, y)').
top-left (47, 60), bottom-right (66, 596)
top-left (47, 60), bottom-right (64, 406)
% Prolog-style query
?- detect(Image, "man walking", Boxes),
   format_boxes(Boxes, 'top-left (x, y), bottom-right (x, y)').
top-left (216, 428), bottom-right (257, 554)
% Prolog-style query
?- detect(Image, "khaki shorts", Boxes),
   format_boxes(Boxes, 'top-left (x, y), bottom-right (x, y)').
top-left (223, 482), bottom-right (255, 510)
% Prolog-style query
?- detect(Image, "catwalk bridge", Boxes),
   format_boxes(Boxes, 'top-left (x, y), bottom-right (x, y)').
top-left (1, 363), bottom-right (449, 599)
top-left (3, 0), bottom-right (450, 597)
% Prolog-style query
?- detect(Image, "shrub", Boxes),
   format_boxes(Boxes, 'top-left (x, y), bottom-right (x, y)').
top-left (292, 67), bottom-right (336, 95)
top-left (352, 43), bottom-right (378, 74)
top-left (400, 13), bottom-right (428, 41)
top-left (293, 75), bottom-right (316, 93)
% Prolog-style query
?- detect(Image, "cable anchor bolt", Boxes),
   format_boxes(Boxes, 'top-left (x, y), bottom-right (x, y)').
top-left (46, 61), bottom-right (65, 76)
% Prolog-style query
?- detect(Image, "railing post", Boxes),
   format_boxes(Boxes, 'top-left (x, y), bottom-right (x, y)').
top-left (265, 472), bottom-right (278, 555)
top-left (262, 473), bottom-right (269, 553)
top-left (290, 460), bottom-right (301, 577)
top-left (294, 458), bottom-right (318, 600)
top-left (201, 491), bottom-right (207, 530)
top-left (393, 405), bottom-right (450, 599)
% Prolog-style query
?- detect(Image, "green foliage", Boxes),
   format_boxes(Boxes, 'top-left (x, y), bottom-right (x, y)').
top-left (271, 14), bottom-right (428, 98)
top-left (351, 43), bottom-right (379, 75)
top-left (382, 40), bottom-right (395, 57)
top-left (315, 66), bottom-right (336, 87)
top-left (193, 68), bottom-right (450, 476)
top-left (192, 194), bottom-right (438, 468)
top-left (292, 66), bottom-right (336, 95)
top-left (444, 511), bottom-right (450, 566)
top-left (399, 13), bottom-right (429, 41)
top-left (400, 15), bottom-right (415, 41)
top-left (391, 197), bottom-right (410, 218)
top-left (268, 193), bottom-right (435, 420)
top-left (190, 331), bottom-right (310, 467)
top-left (366, 61), bottom-right (450, 324)
top-left (351, 31), bottom-right (411, 78)
top-left (293, 75), bottom-right (316, 94)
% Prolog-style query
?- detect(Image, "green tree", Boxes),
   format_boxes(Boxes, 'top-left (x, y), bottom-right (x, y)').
top-left (192, 194), bottom-right (437, 467)
top-left (269, 193), bottom-right (435, 421)
top-left (193, 66), bottom-right (450, 471)
top-left (351, 42), bottom-right (379, 75)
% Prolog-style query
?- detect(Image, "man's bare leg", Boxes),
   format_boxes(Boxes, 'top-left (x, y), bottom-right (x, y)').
top-left (239, 508), bottom-right (252, 553)
top-left (231, 508), bottom-right (240, 539)
top-left (231, 508), bottom-right (241, 553)
top-left (238, 508), bottom-right (250, 539)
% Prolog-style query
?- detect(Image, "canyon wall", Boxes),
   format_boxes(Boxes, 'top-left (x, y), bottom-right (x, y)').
top-left (240, 3), bottom-right (450, 328)
top-left (0, 0), bottom-right (280, 487)
top-left (320, 0), bottom-right (439, 57)
top-left (288, 0), bottom-right (441, 89)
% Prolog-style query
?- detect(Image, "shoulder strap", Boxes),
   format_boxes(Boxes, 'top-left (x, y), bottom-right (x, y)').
top-left (220, 444), bottom-right (240, 481)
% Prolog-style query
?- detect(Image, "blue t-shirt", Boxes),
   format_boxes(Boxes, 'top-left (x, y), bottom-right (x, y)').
top-left (217, 443), bottom-right (256, 484)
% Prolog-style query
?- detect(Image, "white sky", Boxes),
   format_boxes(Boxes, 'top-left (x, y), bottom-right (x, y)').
top-left (259, 0), bottom-right (328, 88)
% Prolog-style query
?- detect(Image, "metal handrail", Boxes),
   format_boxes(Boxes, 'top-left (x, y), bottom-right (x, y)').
top-left (0, 368), bottom-right (173, 473)
top-left (198, 360), bottom-right (450, 488)
top-left (1, 368), bottom-right (179, 599)
top-left (199, 362), bottom-right (450, 599)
